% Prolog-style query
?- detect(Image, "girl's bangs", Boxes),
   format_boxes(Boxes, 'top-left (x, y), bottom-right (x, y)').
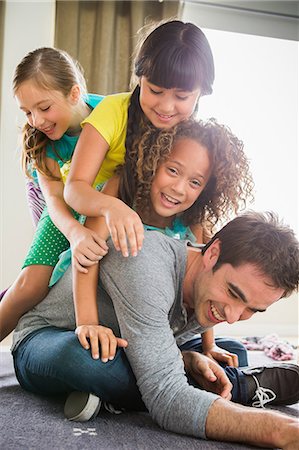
top-left (146, 50), bottom-right (201, 92)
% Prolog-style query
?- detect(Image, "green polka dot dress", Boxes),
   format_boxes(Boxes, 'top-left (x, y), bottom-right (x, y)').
top-left (22, 207), bottom-right (80, 268)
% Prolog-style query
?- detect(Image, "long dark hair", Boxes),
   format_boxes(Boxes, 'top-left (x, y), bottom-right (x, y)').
top-left (121, 19), bottom-right (215, 206)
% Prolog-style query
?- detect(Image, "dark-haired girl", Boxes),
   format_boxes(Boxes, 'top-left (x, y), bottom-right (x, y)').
top-left (64, 19), bottom-right (215, 257)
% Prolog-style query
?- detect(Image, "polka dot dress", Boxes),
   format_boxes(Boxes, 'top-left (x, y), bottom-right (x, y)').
top-left (22, 207), bottom-right (80, 268)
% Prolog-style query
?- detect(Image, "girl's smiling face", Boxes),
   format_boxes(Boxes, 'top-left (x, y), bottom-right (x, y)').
top-left (139, 77), bottom-right (201, 129)
top-left (15, 80), bottom-right (78, 140)
top-left (148, 137), bottom-right (212, 228)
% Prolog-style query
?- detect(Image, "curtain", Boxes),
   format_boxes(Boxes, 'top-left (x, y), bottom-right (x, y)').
top-left (55, 0), bottom-right (182, 95)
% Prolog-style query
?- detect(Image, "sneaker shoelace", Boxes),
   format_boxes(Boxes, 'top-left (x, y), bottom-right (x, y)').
top-left (103, 402), bottom-right (124, 415)
top-left (251, 374), bottom-right (277, 408)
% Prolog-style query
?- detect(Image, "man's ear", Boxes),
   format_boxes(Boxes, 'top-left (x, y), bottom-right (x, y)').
top-left (202, 238), bottom-right (221, 271)
top-left (69, 84), bottom-right (81, 104)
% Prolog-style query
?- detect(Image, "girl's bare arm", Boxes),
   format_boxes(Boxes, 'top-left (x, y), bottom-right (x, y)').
top-left (38, 158), bottom-right (108, 270)
top-left (72, 176), bottom-right (128, 360)
top-left (64, 124), bottom-right (144, 256)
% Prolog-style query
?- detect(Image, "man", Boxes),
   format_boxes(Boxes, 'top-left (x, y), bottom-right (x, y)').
top-left (12, 212), bottom-right (299, 448)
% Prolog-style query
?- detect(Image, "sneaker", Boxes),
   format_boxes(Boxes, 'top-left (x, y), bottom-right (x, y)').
top-left (64, 392), bottom-right (101, 422)
top-left (241, 363), bottom-right (299, 408)
top-left (64, 392), bottom-right (124, 421)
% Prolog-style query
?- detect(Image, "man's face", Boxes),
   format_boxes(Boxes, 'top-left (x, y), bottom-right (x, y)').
top-left (192, 242), bottom-right (285, 329)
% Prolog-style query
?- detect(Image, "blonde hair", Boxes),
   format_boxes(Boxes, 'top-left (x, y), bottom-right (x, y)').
top-left (13, 47), bottom-right (87, 179)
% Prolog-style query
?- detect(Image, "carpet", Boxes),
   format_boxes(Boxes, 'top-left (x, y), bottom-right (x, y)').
top-left (0, 349), bottom-right (298, 450)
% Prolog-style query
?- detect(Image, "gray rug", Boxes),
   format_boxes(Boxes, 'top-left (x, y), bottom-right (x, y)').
top-left (0, 350), bottom-right (298, 450)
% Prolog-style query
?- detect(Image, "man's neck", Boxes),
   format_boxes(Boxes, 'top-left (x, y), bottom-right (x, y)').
top-left (183, 245), bottom-right (203, 309)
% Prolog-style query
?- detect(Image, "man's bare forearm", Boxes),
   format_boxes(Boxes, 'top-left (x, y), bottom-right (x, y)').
top-left (206, 398), bottom-right (299, 449)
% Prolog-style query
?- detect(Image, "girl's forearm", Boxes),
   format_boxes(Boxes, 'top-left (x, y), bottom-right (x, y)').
top-left (64, 181), bottom-right (117, 217)
top-left (73, 262), bottom-right (100, 326)
top-left (46, 193), bottom-right (84, 242)
top-left (73, 215), bottom-right (109, 326)
top-left (201, 329), bottom-right (215, 352)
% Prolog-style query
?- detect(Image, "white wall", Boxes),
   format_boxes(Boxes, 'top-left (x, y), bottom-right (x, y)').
top-left (0, 0), bottom-right (55, 290)
top-left (183, 6), bottom-right (299, 339)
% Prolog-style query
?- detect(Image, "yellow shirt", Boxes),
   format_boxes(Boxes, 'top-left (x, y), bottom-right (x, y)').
top-left (60, 92), bottom-right (131, 186)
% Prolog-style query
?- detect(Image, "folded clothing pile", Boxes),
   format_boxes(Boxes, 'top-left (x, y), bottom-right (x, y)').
top-left (242, 333), bottom-right (296, 361)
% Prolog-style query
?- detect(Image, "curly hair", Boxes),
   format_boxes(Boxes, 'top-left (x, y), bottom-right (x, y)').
top-left (118, 118), bottom-right (254, 233)
top-left (13, 47), bottom-right (87, 180)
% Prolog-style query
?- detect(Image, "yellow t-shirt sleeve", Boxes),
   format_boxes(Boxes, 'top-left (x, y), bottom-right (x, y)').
top-left (81, 92), bottom-right (131, 184)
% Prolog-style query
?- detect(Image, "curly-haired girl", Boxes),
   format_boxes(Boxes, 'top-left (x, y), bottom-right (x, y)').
top-left (124, 117), bottom-right (253, 237)
top-left (51, 117), bottom-right (254, 372)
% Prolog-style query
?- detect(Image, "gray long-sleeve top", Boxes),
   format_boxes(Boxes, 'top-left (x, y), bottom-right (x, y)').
top-left (13, 231), bottom-right (219, 438)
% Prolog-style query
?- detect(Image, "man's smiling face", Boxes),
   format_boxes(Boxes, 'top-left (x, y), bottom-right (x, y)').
top-left (191, 241), bottom-right (284, 328)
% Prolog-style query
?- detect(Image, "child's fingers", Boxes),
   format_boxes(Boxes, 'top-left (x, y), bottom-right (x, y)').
top-left (75, 326), bottom-right (92, 351)
top-left (88, 333), bottom-right (100, 360)
top-left (223, 353), bottom-right (239, 368)
top-left (116, 337), bottom-right (128, 348)
top-left (110, 225), bottom-right (129, 256)
top-left (134, 222), bottom-right (144, 252)
top-left (76, 252), bottom-right (103, 266)
top-left (125, 226), bottom-right (139, 257)
top-left (108, 338), bottom-right (118, 361)
top-left (73, 259), bottom-right (89, 273)
top-left (213, 351), bottom-right (239, 368)
top-left (92, 235), bottom-right (109, 252)
top-left (74, 247), bottom-right (107, 263)
top-left (98, 333), bottom-right (111, 363)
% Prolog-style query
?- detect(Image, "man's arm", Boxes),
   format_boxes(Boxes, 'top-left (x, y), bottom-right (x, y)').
top-left (206, 397), bottom-right (299, 449)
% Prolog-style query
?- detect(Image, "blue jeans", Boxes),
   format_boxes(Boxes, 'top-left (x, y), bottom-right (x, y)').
top-left (13, 327), bottom-right (249, 409)
top-left (180, 336), bottom-right (248, 367)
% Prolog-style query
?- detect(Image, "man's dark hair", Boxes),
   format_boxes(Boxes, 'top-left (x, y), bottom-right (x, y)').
top-left (203, 211), bottom-right (299, 297)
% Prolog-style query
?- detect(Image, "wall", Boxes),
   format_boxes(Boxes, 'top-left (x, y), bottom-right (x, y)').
top-left (183, 3), bottom-right (298, 339)
top-left (0, 0), bottom-right (55, 290)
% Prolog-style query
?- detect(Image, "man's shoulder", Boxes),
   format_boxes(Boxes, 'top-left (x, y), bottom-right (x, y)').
top-left (103, 231), bottom-right (187, 276)
top-left (142, 230), bottom-right (186, 253)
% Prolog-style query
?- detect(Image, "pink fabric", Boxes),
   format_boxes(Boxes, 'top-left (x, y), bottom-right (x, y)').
top-left (242, 333), bottom-right (295, 361)
top-left (25, 179), bottom-right (46, 228)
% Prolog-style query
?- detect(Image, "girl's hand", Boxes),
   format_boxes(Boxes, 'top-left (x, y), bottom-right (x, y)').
top-left (204, 344), bottom-right (239, 367)
top-left (69, 225), bottom-right (109, 273)
top-left (182, 350), bottom-right (232, 399)
top-left (76, 325), bottom-right (128, 361)
top-left (103, 197), bottom-right (144, 257)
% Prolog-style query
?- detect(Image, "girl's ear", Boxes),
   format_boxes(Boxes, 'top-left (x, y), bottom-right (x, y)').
top-left (69, 84), bottom-right (81, 104)
top-left (202, 238), bottom-right (221, 271)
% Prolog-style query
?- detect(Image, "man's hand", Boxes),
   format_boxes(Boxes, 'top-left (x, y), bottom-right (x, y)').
top-left (204, 344), bottom-right (239, 367)
top-left (76, 325), bottom-right (128, 361)
top-left (182, 350), bottom-right (232, 399)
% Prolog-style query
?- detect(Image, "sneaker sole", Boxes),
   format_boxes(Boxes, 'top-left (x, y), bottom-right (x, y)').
top-left (64, 392), bottom-right (101, 422)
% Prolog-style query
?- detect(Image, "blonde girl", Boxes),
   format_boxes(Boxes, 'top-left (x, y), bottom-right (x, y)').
top-left (0, 48), bottom-right (106, 340)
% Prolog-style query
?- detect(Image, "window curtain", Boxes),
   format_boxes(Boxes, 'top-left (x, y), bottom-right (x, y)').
top-left (55, 0), bottom-right (182, 95)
